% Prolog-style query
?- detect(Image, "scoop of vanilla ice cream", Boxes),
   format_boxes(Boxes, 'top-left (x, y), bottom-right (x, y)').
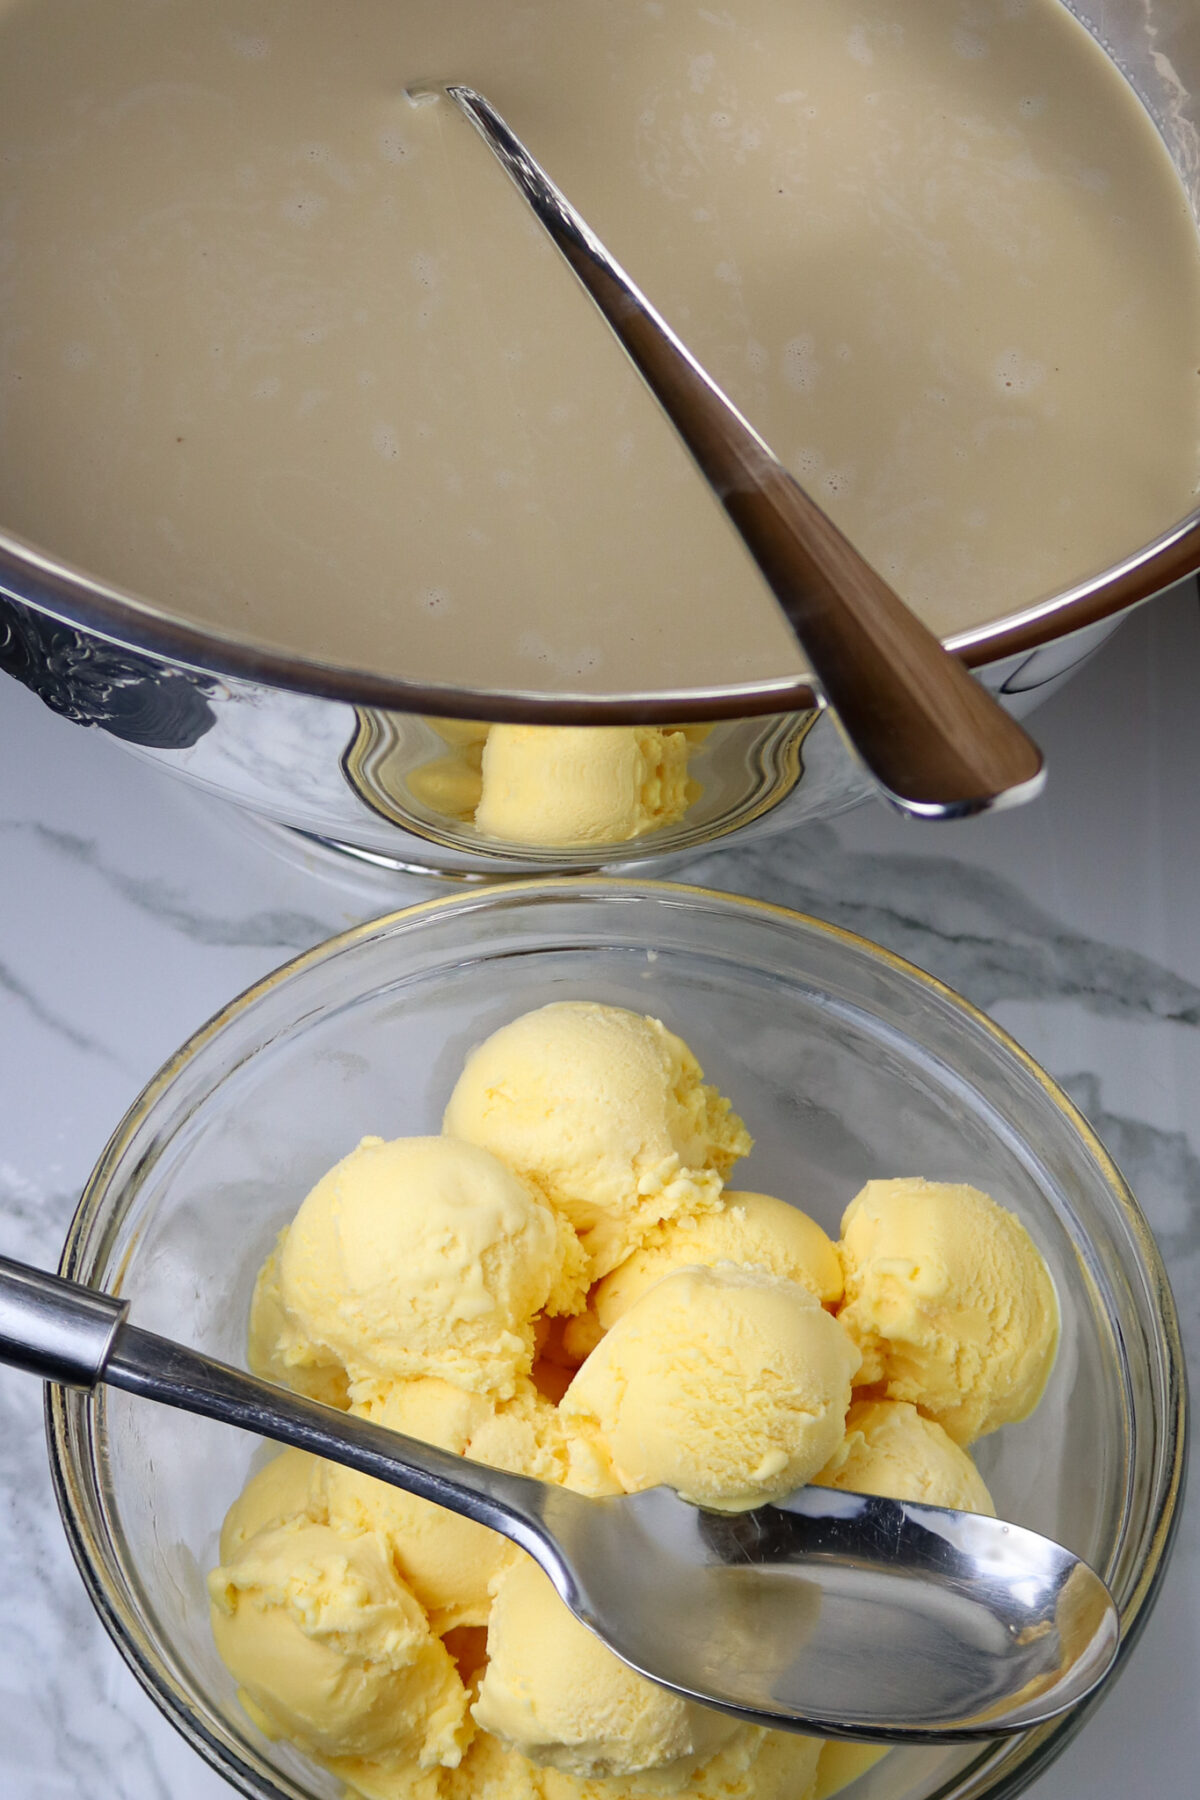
top-left (474, 724), bottom-right (695, 846)
top-left (273, 1135), bottom-right (584, 1400)
top-left (248, 1233), bottom-right (351, 1409)
top-left (443, 1003), bottom-right (752, 1278)
top-left (207, 1520), bottom-right (470, 1769)
top-left (324, 1377), bottom-right (567, 1630)
top-left (816, 1399), bottom-right (995, 1515)
top-left (321, 1468), bottom-right (510, 1635)
top-left (533, 1723), bottom-right (821, 1800)
top-left (812, 1743), bottom-right (888, 1800)
top-left (219, 1449), bottom-right (328, 1561)
top-left (462, 1380), bottom-right (570, 1485)
top-left (443, 1732), bottom-right (543, 1800)
top-left (560, 1264), bottom-right (859, 1511)
top-left (744, 1729), bottom-right (825, 1800)
top-left (836, 1179), bottom-right (1060, 1444)
top-left (406, 750), bottom-right (486, 823)
top-left (592, 1192), bottom-right (843, 1331)
top-left (350, 1372), bottom-right (569, 1483)
top-left (473, 1557), bottom-right (739, 1780)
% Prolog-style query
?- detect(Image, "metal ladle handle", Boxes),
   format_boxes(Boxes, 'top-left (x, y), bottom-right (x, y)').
top-left (414, 83), bottom-right (1045, 820)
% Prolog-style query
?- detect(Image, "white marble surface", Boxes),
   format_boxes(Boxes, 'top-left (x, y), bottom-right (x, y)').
top-left (2, 584), bottom-right (1198, 1799)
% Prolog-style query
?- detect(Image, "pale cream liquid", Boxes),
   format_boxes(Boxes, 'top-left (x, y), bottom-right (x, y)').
top-left (1, 0), bottom-right (1198, 696)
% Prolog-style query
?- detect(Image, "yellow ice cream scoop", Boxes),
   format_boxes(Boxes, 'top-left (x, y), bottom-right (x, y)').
top-left (591, 1191), bottom-right (843, 1332)
top-left (473, 1555), bottom-right (739, 1780)
top-left (218, 1447), bottom-right (328, 1561)
top-left (836, 1179), bottom-right (1060, 1444)
top-left (474, 724), bottom-right (695, 846)
top-left (816, 1399), bottom-right (995, 1516)
top-left (247, 1234), bottom-right (351, 1411)
top-left (528, 1725), bottom-right (823, 1800)
top-left (324, 1377), bottom-right (568, 1631)
top-left (272, 1134), bottom-right (585, 1400)
top-left (560, 1264), bottom-right (859, 1512)
top-left (207, 1519), bottom-right (470, 1770)
top-left (443, 1001), bottom-right (751, 1277)
top-left (322, 1463), bottom-right (511, 1635)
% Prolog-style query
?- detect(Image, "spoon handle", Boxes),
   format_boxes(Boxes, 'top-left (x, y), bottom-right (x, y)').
top-left (418, 83), bottom-right (1044, 819)
top-left (0, 1251), bottom-right (128, 1384)
top-left (0, 1254), bottom-right (554, 1558)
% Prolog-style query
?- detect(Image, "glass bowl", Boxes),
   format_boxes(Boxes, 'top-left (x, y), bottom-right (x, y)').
top-left (47, 880), bottom-right (1185, 1800)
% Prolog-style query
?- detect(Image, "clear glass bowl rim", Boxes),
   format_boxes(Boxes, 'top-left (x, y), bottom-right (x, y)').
top-left (44, 877), bottom-right (1188, 1800)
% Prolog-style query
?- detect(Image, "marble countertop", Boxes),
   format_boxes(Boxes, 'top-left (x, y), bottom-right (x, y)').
top-left (2, 583), bottom-right (1197, 1800)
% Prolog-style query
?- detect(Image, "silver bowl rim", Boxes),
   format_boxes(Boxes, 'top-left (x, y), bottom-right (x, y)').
top-left (5, 493), bottom-right (1200, 725)
top-left (42, 876), bottom-right (1188, 1800)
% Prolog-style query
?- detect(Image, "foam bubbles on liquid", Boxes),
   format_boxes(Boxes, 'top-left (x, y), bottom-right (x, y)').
top-left (783, 334), bottom-right (820, 393)
top-left (1006, 152), bottom-right (1041, 183)
top-left (379, 130), bottom-right (414, 166)
top-left (281, 191), bottom-right (328, 227)
top-left (847, 26), bottom-right (874, 66)
top-left (517, 631), bottom-right (603, 678)
top-left (690, 53), bottom-right (715, 94)
top-left (820, 466), bottom-right (855, 500)
top-left (993, 348), bottom-right (1046, 395)
top-left (953, 29), bottom-right (989, 60)
top-left (229, 34), bottom-right (269, 61)
top-left (372, 423), bottom-right (400, 461)
top-left (410, 251), bottom-right (438, 292)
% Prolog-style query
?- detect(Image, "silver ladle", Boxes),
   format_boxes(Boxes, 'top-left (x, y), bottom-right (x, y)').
top-left (1, 1254), bottom-right (1118, 1741)
top-left (405, 83), bottom-right (1045, 822)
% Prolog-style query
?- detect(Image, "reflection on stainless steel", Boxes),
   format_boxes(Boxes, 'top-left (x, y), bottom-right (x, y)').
top-left (0, 1252), bottom-right (1120, 1742)
top-left (0, 1255), bottom-right (128, 1388)
top-left (0, 2), bottom-right (1194, 861)
top-left (342, 708), bottom-right (819, 864)
top-left (0, 590), bottom-right (1136, 876)
top-left (406, 81), bottom-right (1045, 822)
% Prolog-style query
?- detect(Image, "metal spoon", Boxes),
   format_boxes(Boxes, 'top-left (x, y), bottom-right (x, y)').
top-left (1, 1254), bottom-right (1117, 1741)
top-left (404, 82), bottom-right (1045, 821)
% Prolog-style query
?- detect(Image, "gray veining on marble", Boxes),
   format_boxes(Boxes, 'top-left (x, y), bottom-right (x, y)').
top-left (692, 823), bottom-right (1200, 1024)
top-left (2, 585), bottom-right (1199, 1798)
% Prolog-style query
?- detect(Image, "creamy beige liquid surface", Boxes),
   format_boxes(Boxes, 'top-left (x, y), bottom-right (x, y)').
top-left (1, 0), bottom-right (1198, 696)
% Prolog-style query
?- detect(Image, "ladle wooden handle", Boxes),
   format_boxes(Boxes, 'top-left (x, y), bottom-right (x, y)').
top-left (412, 82), bottom-right (1045, 819)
